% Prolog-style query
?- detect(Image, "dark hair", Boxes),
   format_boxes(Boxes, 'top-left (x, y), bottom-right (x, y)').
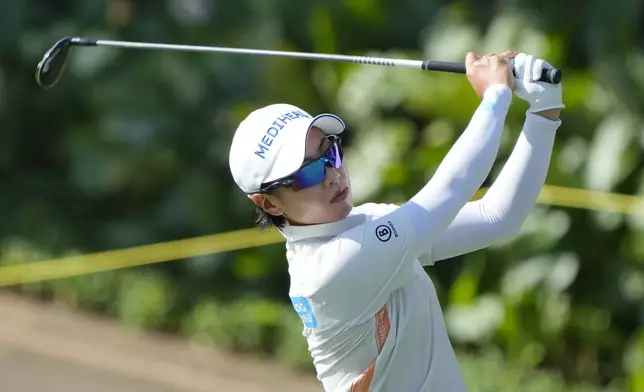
top-left (254, 204), bottom-right (287, 231)
top-left (253, 189), bottom-right (287, 231)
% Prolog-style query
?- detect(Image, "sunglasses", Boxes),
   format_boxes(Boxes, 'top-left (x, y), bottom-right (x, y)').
top-left (260, 135), bottom-right (343, 192)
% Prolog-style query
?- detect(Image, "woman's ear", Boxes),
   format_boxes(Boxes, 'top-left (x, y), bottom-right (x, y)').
top-left (250, 193), bottom-right (284, 217)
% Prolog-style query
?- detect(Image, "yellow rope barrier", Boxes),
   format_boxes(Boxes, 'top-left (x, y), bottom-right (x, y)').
top-left (0, 185), bottom-right (642, 287)
top-left (0, 228), bottom-right (283, 287)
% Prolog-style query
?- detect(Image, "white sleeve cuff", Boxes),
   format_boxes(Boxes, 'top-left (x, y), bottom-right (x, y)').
top-left (525, 111), bottom-right (562, 130)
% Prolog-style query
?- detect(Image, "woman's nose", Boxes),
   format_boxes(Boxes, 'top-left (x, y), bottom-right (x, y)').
top-left (323, 167), bottom-right (341, 187)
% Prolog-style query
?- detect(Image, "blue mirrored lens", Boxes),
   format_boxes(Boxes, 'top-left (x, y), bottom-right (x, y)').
top-left (293, 159), bottom-right (326, 189)
top-left (292, 142), bottom-right (342, 190)
top-left (327, 143), bottom-right (341, 169)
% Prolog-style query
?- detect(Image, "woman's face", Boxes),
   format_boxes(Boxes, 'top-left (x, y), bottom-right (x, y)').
top-left (253, 127), bottom-right (353, 226)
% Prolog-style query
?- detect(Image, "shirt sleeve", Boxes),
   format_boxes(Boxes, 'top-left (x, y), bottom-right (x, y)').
top-left (313, 85), bottom-right (513, 322)
top-left (424, 112), bottom-right (561, 264)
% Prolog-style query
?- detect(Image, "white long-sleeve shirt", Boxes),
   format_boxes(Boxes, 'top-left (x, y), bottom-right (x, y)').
top-left (280, 84), bottom-right (561, 392)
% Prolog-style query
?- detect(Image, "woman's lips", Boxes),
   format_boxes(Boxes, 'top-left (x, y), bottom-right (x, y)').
top-left (331, 187), bottom-right (349, 203)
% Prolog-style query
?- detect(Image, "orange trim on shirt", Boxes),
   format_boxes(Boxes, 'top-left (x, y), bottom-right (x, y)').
top-left (375, 304), bottom-right (390, 353)
top-left (350, 304), bottom-right (391, 392)
top-left (350, 361), bottom-right (376, 392)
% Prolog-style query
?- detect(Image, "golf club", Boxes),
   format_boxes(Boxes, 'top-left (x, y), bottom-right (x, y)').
top-left (35, 36), bottom-right (563, 89)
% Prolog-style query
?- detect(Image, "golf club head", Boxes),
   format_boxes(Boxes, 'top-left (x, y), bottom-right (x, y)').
top-left (35, 37), bottom-right (74, 89)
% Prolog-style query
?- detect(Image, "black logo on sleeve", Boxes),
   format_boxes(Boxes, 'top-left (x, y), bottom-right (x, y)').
top-left (375, 225), bottom-right (391, 242)
top-left (375, 221), bottom-right (399, 242)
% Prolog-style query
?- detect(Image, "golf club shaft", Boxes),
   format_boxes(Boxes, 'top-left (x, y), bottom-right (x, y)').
top-left (74, 38), bottom-right (561, 83)
top-left (80, 38), bottom-right (435, 71)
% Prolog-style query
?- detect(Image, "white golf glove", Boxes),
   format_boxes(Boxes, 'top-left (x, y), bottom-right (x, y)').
top-left (512, 53), bottom-right (564, 113)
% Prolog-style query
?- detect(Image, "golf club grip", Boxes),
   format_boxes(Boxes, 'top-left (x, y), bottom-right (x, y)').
top-left (421, 60), bottom-right (562, 84)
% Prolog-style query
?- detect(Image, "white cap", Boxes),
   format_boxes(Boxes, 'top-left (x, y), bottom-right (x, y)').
top-left (229, 103), bottom-right (345, 193)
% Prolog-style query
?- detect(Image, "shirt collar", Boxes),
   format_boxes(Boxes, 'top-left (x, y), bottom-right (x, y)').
top-left (278, 208), bottom-right (366, 242)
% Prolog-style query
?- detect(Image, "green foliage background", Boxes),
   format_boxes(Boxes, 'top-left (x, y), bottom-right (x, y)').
top-left (1, 0), bottom-right (643, 391)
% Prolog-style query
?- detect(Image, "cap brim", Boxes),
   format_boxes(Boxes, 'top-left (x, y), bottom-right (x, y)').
top-left (263, 113), bottom-right (345, 185)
